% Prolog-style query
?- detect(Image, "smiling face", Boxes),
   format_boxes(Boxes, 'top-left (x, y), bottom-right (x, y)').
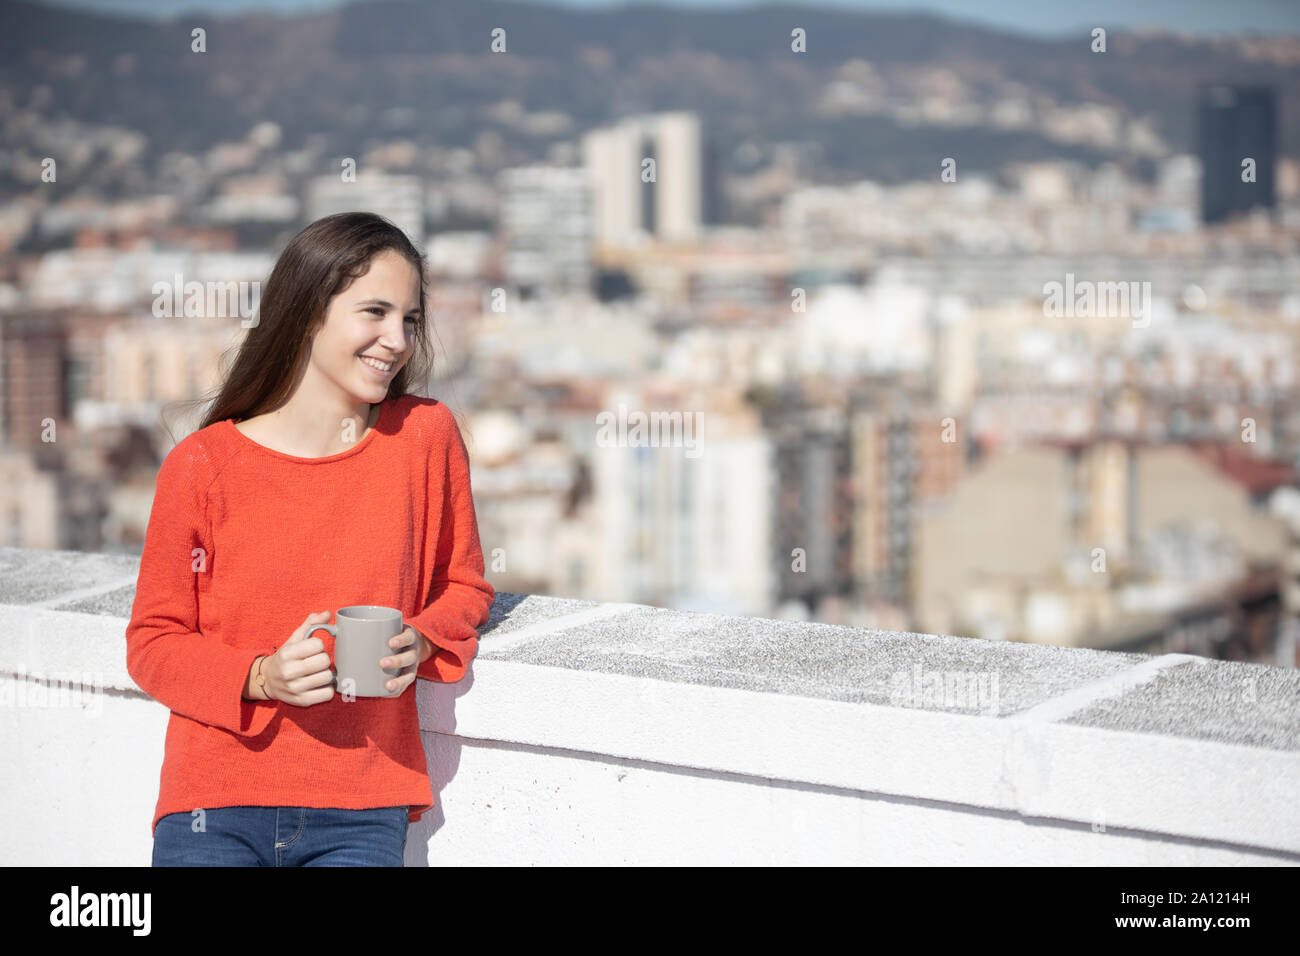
top-left (307, 248), bottom-right (422, 405)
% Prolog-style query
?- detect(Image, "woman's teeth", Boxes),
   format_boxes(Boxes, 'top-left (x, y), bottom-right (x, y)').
top-left (360, 356), bottom-right (393, 372)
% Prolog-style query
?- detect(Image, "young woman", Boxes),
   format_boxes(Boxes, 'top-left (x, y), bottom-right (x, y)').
top-left (126, 212), bottom-right (495, 866)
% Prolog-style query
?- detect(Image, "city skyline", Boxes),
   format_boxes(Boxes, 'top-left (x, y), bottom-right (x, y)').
top-left (2, 0), bottom-right (1298, 665)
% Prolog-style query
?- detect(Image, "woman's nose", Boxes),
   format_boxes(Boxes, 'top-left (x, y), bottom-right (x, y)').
top-left (377, 324), bottom-right (408, 353)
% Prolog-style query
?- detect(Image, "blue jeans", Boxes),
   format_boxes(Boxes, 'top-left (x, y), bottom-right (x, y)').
top-left (151, 805), bottom-right (410, 866)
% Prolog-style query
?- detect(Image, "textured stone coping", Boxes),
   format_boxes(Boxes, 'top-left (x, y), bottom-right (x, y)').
top-left (2, 546), bottom-right (1297, 857)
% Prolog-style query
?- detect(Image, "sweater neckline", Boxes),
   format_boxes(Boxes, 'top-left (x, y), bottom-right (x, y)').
top-left (225, 397), bottom-right (394, 464)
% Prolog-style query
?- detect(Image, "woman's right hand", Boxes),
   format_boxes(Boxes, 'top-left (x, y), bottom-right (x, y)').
top-left (260, 612), bottom-right (336, 706)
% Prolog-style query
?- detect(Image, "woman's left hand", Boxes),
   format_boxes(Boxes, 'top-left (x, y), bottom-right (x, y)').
top-left (381, 626), bottom-right (433, 695)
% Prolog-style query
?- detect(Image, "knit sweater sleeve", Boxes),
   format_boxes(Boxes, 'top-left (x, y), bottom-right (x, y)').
top-left (410, 406), bottom-right (495, 683)
top-left (124, 440), bottom-right (278, 737)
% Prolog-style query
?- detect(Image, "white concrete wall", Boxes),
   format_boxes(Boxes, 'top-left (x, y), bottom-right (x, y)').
top-left (2, 674), bottom-right (1290, 866)
top-left (1, 653), bottom-right (1294, 866)
top-left (2, 553), bottom-right (1298, 866)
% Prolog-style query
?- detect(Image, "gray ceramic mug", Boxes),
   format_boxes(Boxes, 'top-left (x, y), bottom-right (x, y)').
top-left (304, 605), bottom-right (407, 699)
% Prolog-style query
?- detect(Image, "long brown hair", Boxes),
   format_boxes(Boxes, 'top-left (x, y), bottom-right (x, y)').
top-left (163, 212), bottom-right (445, 444)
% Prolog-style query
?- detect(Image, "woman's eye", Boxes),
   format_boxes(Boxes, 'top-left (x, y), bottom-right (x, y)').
top-left (366, 307), bottom-right (417, 323)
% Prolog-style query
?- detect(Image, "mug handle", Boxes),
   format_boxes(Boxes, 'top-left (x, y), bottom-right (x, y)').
top-left (303, 622), bottom-right (339, 687)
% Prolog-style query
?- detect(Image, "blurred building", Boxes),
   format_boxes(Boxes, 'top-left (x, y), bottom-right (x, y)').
top-left (101, 317), bottom-right (241, 413)
top-left (1270, 487), bottom-right (1300, 667)
top-left (582, 112), bottom-right (714, 247)
top-left (498, 166), bottom-right (594, 299)
top-left (850, 388), bottom-right (966, 612)
top-left (306, 172), bottom-right (424, 247)
top-left (915, 438), bottom-right (1291, 662)
top-left (1198, 84), bottom-right (1277, 225)
top-left (0, 312), bottom-right (65, 456)
top-left (767, 401), bottom-right (852, 614)
top-left (585, 383), bottom-right (774, 615)
top-left (0, 310), bottom-right (156, 552)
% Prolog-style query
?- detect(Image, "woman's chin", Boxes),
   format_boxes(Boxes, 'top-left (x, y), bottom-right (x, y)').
top-left (356, 373), bottom-right (394, 396)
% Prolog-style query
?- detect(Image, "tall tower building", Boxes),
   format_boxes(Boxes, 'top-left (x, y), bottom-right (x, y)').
top-left (1198, 85), bottom-right (1277, 225)
top-left (582, 112), bottom-right (709, 246)
top-left (651, 112), bottom-right (700, 243)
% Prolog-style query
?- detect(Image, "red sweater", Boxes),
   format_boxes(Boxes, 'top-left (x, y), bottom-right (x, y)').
top-left (125, 394), bottom-right (495, 836)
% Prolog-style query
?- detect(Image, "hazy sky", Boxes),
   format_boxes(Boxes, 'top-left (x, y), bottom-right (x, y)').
top-left (30, 0), bottom-right (1300, 37)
